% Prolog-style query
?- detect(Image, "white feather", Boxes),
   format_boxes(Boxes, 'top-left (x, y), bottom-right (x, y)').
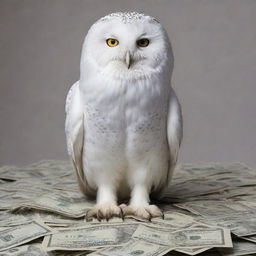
top-left (166, 87), bottom-right (183, 186)
top-left (65, 81), bottom-right (94, 197)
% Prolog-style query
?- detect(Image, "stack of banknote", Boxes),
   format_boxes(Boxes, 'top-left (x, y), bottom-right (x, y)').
top-left (0, 160), bottom-right (256, 255)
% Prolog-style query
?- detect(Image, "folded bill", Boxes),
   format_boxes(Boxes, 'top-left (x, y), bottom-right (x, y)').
top-left (132, 224), bottom-right (233, 248)
top-left (0, 220), bottom-right (54, 251)
top-left (42, 223), bottom-right (138, 251)
top-left (11, 194), bottom-right (94, 218)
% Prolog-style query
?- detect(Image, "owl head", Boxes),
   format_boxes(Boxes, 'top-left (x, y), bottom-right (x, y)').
top-left (80, 12), bottom-right (173, 80)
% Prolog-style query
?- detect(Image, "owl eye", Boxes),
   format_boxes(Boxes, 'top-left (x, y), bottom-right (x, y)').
top-left (106, 38), bottom-right (119, 47)
top-left (137, 38), bottom-right (150, 47)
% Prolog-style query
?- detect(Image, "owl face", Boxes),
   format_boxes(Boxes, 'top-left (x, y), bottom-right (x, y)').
top-left (81, 12), bottom-right (173, 80)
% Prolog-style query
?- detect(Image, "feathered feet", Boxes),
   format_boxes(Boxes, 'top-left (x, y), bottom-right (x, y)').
top-left (120, 203), bottom-right (164, 221)
top-left (86, 186), bottom-right (163, 221)
top-left (86, 202), bottom-right (124, 221)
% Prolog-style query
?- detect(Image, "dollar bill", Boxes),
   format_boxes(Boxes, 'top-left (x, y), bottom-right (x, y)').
top-left (179, 162), bottom-right (254, 176)
top-left (200, 214), bottom-right (256, 237)
top-left (0, 220), bottom-right (54, 251)
top-left (211, 175), bottom-right (256, 188)
top-left (0, 160), bottom-right (72, 181)
top-left (54, 180), bottom-right (80, 192)
top-left (151, 212), bottom-right (196, 228)
top-left (225, 216), bottom-right (256, 237)
top-left (0, 211), bottom-right (36, 226)
top-left (1, 243), bottom-right (89, 256)
top-left (0, 243), bottom-right (53, 255)
top-left (11, 193), bottom-right (94, 218)
top-left (174, 200), bottom-right (253, 218)
top-left (42, 223), bottom-right (138, 251)
top-left (219, 239), bottom-right (256, 256)
top-left (132, 224), bottom-right (232, 248)
top-left (88, 239), bottom-right (173, 256)
top-left (0, 167), bottom-right (53, 181)
top-left (163, 180), bottom-right (228, 200)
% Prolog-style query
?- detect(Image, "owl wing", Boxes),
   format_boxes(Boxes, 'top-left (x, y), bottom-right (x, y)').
top-left (65, 81), bottom-right (95, 197)
top-left (166, 87), bottom-right (183, 185)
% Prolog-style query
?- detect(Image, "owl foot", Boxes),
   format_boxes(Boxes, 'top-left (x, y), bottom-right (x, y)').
top-left (86, 203), bottom-right (123, 221)
top-left (120, 204), bottom-right (164, 221)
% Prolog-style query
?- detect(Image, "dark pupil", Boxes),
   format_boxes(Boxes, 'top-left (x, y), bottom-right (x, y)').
top-left (111, 39), bottom-right (115, 44)
top-left (140, 39), bottom-right (146, 44)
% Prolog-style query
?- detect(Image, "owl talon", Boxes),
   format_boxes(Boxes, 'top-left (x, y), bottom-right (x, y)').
top-left (105, 210), bottom-right (111, 221)
top-left (96, 211), bottom-right (102, 221)
top-left (86, 203), bottom-right (122, 221)
top-left (147, 212), bottom-right (152, 222)
top-left (121, 204), bottom-right (163, 221)
top-left (119, 207), bottom-right (125, 220)
top-left (144, 208), bottom-right (153, 222)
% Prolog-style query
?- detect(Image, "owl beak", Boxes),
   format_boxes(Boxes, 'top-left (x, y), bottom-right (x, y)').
top-left (125, 51), bottom-right (131, 69)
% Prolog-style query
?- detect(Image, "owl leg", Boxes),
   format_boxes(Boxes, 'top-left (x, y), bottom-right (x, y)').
top-left (86, 186), bottom-right (123, 221)
top-left (121, 185), bottom-right (163, 221)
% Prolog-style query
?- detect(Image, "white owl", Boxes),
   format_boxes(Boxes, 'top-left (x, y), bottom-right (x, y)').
top-left (65, 12), bottom-right (182, 220)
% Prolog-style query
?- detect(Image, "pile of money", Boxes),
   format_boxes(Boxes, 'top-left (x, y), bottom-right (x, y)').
top-left (0, 160), bottom-right (256, 255)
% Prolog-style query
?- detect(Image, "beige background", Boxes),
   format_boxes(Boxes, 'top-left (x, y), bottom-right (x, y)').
top-left (0, 0), bottom-right (256, 166)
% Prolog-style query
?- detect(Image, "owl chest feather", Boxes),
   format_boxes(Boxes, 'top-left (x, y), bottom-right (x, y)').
top-left (81, 75), bottom-right (169, 156)
top-left (79, 72), bottom-right (171, 193)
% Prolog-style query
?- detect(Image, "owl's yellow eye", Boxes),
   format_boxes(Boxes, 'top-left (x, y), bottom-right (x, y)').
top-left (106, 38), bottom-right (119, 47)
top-left (137, 38), bottom-right (150, 47)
